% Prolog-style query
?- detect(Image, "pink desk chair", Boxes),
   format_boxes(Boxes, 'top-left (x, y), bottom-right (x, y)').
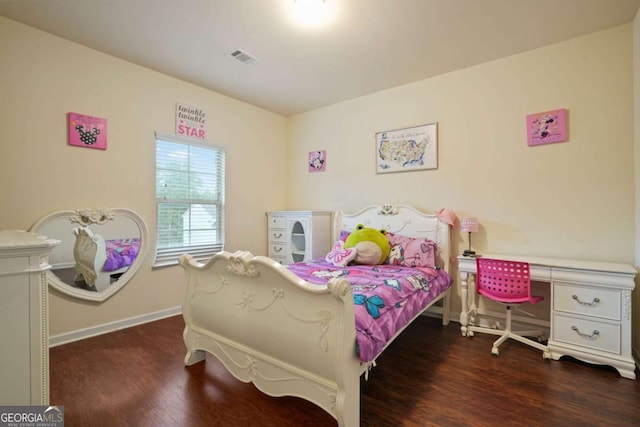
top-left (471, 258), bottom-right (550, 358)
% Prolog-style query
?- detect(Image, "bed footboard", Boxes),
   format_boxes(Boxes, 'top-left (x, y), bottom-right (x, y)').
top-left (73, 227), bottom-right (112, 291)
top-left (180, 251), bottom-right (362, 427)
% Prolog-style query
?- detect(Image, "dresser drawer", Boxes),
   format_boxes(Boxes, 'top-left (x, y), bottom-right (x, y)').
top-left (268, 216), bottom-right (286, 229)
top-left (268, 228), bottom-right (286, 244)
top-left (552, 313), bottom-right (620, 354)
top-left (270, 255), bottom-right (286, 265)
top-left (268, 243), bottom-right (286, 258)
top-left (553, 282), bottom-right (620, 321)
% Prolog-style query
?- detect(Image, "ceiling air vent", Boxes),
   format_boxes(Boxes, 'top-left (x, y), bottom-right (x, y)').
top-left (230, 49), bottom-right (259, 65)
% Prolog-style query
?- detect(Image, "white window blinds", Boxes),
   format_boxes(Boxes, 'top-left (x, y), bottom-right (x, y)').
top-left (154, 132), bottom-right (226, 267)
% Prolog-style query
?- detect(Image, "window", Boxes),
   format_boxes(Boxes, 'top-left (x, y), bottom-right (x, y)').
top-left (154, 131), bottom-right (226, 267)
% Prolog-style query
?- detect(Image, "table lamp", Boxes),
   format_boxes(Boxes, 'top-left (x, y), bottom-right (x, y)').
top-left (461, 217), bottom-right (479, 256)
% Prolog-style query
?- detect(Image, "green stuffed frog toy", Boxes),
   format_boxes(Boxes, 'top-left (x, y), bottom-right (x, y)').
top-left (344, 224), bottom-right (391, 265)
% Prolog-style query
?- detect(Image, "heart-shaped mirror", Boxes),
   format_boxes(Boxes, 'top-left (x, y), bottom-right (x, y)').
top-left (30, 207), bottom-right (148, 302)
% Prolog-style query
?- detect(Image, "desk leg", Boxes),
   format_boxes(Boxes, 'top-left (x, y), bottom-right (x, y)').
top-left (460, 271), bottom-right (477, 337)
top-left (460, 271), bottom-right (470, 336)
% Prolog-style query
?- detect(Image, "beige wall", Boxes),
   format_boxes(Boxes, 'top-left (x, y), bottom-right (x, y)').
top-left (287, 26), bottom-right (635, 327)
top-left (0, 17), bottom-right (287, 336)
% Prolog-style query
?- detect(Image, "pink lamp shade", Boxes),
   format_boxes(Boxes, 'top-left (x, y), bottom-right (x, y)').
top-left (461, 217), bottom-right (480, 256)
top-left (461, 217), bottom-right (479, 233)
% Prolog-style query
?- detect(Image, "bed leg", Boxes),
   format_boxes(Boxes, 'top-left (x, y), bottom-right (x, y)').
top-left (335, 394), bottom-right (359, 427)
top-left (93, 274), bottom-right (111, 292)
top-left (334, 369), bottom-right (360, 427)
top-left (185, 349), bottom-right (206, 366)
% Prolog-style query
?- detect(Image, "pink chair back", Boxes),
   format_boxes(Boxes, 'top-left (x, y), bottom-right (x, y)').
top-left (476, 258), bottom-right (532, 303)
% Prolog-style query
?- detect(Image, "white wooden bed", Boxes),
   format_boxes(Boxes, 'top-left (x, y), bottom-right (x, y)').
top-left (72, 226), bottom-right (138, 292)
top-left (179, 204), bottom-right (452, 427)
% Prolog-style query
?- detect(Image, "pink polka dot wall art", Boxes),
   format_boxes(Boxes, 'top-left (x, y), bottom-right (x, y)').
top-left (68, 112), bottom-right (107, 150)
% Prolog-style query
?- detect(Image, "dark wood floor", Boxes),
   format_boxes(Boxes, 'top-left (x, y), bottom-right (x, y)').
top-left (50, 315), bottom-right (640, 427)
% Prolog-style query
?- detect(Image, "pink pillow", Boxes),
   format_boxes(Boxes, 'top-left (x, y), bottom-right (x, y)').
top-left (386, 233), bottom-right (438, 268)
top-left (325, 240), bottom-right (357, 267)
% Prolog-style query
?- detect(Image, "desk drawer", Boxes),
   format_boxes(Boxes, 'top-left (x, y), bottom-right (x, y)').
top-left (553, 282), bottom-right (620, 321)
top-left (268, 228), bottom-right (287, 244)
top-left (552, 313), bottom-right (620, 354)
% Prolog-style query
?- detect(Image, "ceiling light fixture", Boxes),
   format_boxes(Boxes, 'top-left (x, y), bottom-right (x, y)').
top-left (291, 0), bottom-right (332, 27)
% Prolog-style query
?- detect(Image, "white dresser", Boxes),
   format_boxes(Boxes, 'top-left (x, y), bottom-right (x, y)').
top-left (458, 254), bottom-right (637, 379)
top-left (266, 211), bottom-right (332, 265)
top-left (0, 230), bottom-right (59, 404)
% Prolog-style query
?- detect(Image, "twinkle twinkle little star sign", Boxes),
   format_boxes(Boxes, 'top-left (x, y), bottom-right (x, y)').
top-left (176, 103), bottom-right (207, 140)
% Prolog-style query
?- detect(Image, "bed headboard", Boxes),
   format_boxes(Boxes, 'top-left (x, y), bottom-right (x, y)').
top-left (333, 204), bottom-right (452, 273)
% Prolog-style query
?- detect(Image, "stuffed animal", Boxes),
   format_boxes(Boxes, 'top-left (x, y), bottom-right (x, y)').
top-left (344, 224), bottom-right (391, 265)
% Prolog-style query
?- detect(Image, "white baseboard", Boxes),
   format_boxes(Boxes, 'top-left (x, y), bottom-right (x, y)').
top-left (49, 306), bottom-right (182, 348)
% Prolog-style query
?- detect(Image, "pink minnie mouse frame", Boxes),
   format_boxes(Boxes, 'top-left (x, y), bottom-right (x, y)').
top-left (526, 108), bottom-right (567, 147)
top-left (308, 150), bottom-right (326, 172)
top-left (68, 112), bottom-right (107, 150)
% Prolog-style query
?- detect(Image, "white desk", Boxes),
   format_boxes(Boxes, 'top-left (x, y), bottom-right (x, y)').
top-left (458, 254), bottom-right (637, 380)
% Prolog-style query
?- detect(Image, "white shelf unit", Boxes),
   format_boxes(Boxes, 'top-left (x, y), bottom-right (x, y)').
top-left (266, 211), bottom-right (332, 265)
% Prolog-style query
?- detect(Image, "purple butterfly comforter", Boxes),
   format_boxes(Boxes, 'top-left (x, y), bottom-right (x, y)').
top-left (287, 260), bottom-right (452, 362)
top-left (103, 238), bottom-right (140, 272)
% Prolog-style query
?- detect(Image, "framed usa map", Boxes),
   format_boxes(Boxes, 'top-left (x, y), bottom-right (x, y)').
top-left (375, 123), bottom-right (437, 174)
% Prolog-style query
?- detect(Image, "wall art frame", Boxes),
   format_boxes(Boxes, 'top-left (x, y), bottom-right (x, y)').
top-left (375, 122), bottom-right (437, 174)
top-left (308, 150), bottom-right (326, 172)
top-left (176, 102), bottom-right (207, 140)
top-left (526, 108), bottom-right (568, 146)
top-left (68, 112), bottom-right (107, 150)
